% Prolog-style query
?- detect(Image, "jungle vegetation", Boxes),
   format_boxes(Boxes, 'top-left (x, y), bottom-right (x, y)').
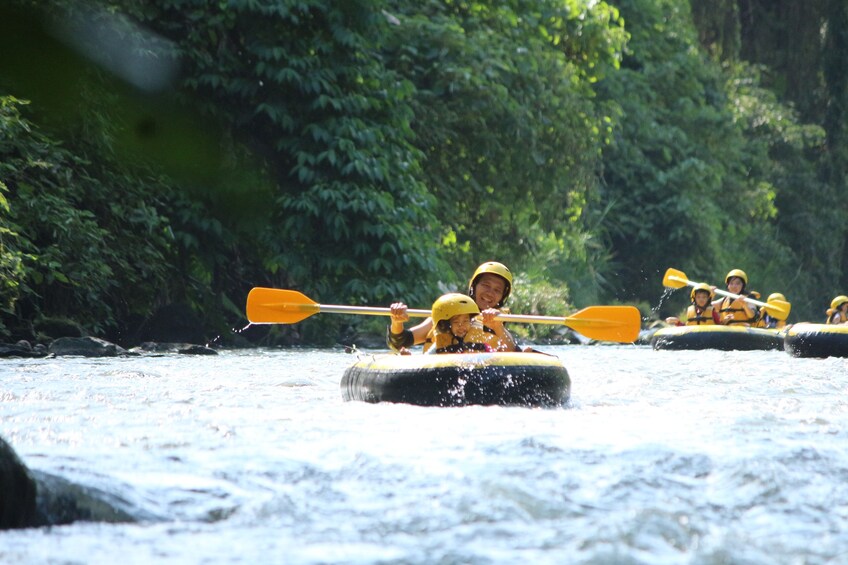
top-left (0, 0), bottom-right (845, 345)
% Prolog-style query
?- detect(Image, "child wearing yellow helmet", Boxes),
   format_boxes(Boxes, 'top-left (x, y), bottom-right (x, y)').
top-left (427, 294), bottom-right (496, 354)
top-left (387, 261), bottom-right (518, 353)
top-left (756, 293), bottom-right (788, 329)
top-left (716, 269), bottom-right (759, 326)
top-left (826, 296), bottom-right (848, 324)
top-left (665, 283), bottom-right (718, 326)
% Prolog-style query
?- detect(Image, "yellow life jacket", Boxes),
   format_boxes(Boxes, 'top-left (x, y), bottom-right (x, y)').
top-left (425, 319), bottom-right (513, 353)
top-left (684, 305), bottom-right (715, 325)
top-left (430, 325), bottom-right (498, 353)
top-left (756, 313), bottom-right (786, 329)
top-left (826, 308), bottom-right (846, 325)
top-left (423, 327), bottom-right (436, 353)
top-left (718, 296), bottom-right (757, 326)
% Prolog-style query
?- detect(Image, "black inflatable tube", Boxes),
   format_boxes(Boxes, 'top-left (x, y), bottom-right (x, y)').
top-left (651, 326), bottom-right (782, 351)
top-left (341, 353), bottom-right (570, 407)
top-left (784, 323), bottom-right (848, 358)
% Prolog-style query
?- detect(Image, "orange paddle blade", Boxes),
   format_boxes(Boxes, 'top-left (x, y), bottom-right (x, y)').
top-left (245, 287), bottom-right (642, 342)
top-left (662, 268), bottom-right (689, 289)
top-left (763, 299), bottom-right (791, 320)
top-left (246, 288), bottom-right (320, 324)
top-left (564, 305), bottom-right (642, 343)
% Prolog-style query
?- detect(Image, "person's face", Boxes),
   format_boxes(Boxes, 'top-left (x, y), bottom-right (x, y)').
top-left (474, 274), bottom-right (506, 309)
top-left (450, 314), bottom-right (472, 337)
top-left (694, 290), bottom-right (710, 307)
top-left (727, 277), bottom-right (744, 294)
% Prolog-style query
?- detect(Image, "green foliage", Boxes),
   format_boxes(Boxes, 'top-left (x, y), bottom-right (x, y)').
top-left (126, 0), bottom-right (447, 308)
top-left (1, 0), bottom-right (846, 345)
top-left (824, 1), bottom-right (848, 296)
top-left (595, 0), bottom-right (781, 309)
top-left (507, 273), bottom-right (573, 342)
top-left (0, 93), bottom-right (180, 337)
top-left (690, 0), bottom-right (740, 61)
top-left (0, 102), bottom-right (26, 328)
top-left (687, 0), bottom-right (845, 320)
top-left (382, 0), bottom-right (627, 283)
top-left (723, 62), bottom-right (830, 320)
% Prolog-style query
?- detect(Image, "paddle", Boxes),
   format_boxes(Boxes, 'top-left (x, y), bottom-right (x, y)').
top-left (246, 287), bottom-right (642, 343)
top-left (662, 268), bottom-right (791, 320)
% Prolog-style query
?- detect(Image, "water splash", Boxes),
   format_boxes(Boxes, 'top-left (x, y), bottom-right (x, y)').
top-left (205, 324), bottom-right (253, 348)
top-left (648, 287), bottom-right (680, 324)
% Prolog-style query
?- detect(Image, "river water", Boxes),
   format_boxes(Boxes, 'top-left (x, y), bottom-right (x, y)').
top-left (2, 344), bottom-right (848, 564)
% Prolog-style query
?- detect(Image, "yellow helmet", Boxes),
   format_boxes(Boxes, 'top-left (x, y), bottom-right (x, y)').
top-left (690, 283), bottom-right (714, 301)
top-left (831, 295), bottom-right (848, 310)
top-left (767, 293), bottom-right (786, 302)
top-left (431, 293), bottom-right (480, 325)
top-left (725, 269), bottom-right (748, 286)
top-left (468, 261), bottom-right (513, 307)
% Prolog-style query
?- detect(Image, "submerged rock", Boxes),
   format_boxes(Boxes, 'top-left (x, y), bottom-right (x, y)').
top-left (129, 341), bottom-right (218, 355)
top-left (177, 344), bottom-right (218, 355)
top-left (0, 341), bottom-right (48, 358)
top-left (32, 471), bottom-right (149, 526)
top-left (0, 437), bottom-right (39, 529)
top-left (0, 436), bottom-right (159, 530)
top-left (48, 336), bottom-right (128, 357)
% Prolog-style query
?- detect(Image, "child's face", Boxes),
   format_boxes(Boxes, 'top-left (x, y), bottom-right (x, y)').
top-left (450, 314), bottom-right (472, 337)
top-left (694, 290), bottom-right (710, 307)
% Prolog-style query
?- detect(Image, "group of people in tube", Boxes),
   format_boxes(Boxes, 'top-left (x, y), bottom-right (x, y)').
top-left (387, 261), bottom-right (521, 354)
top-left (388, 263), bottom-right (848, 354)
top-left (664, 269), bottom-right (784, 329)
top-left (666, 268), bottom-right (848, 328)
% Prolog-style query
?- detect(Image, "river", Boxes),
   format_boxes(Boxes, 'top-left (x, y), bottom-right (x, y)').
top-left (2, 344), bottom-right (848, 564)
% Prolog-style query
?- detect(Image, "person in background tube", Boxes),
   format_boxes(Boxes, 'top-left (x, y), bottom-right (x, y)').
top-left (716, 269), bottom-right (759, 326)
top-left (756, 293), bottom-right (788, 329)
top-left (826, 295), bottom-right (848, 325)
top-left (665, 283), bottom-right (719, 326)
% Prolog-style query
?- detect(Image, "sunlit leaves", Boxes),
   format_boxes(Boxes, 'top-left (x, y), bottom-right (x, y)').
top-left (0, 95), bottom-right (168, 331)
top-left (382, 0), bottom-right (626, 274)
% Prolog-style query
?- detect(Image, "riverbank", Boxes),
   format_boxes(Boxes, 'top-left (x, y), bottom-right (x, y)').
top-left (0, 337), bottom-right (218, 358)
top-left (0, 318), bottom-right (607, 358)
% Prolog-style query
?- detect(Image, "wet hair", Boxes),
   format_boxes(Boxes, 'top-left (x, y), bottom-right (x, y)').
top-left (436, 320), bottom-right (452, 334)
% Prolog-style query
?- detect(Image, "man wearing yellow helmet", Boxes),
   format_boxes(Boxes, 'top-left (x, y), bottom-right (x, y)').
top-left (826, 296), bottom-right (848, 324)
top-left (387, 261), bottom-right (518, 352)
top-left (716, 269), bottom-right (759, 326)
top-left (665, 283), bottom-right (718, 326)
